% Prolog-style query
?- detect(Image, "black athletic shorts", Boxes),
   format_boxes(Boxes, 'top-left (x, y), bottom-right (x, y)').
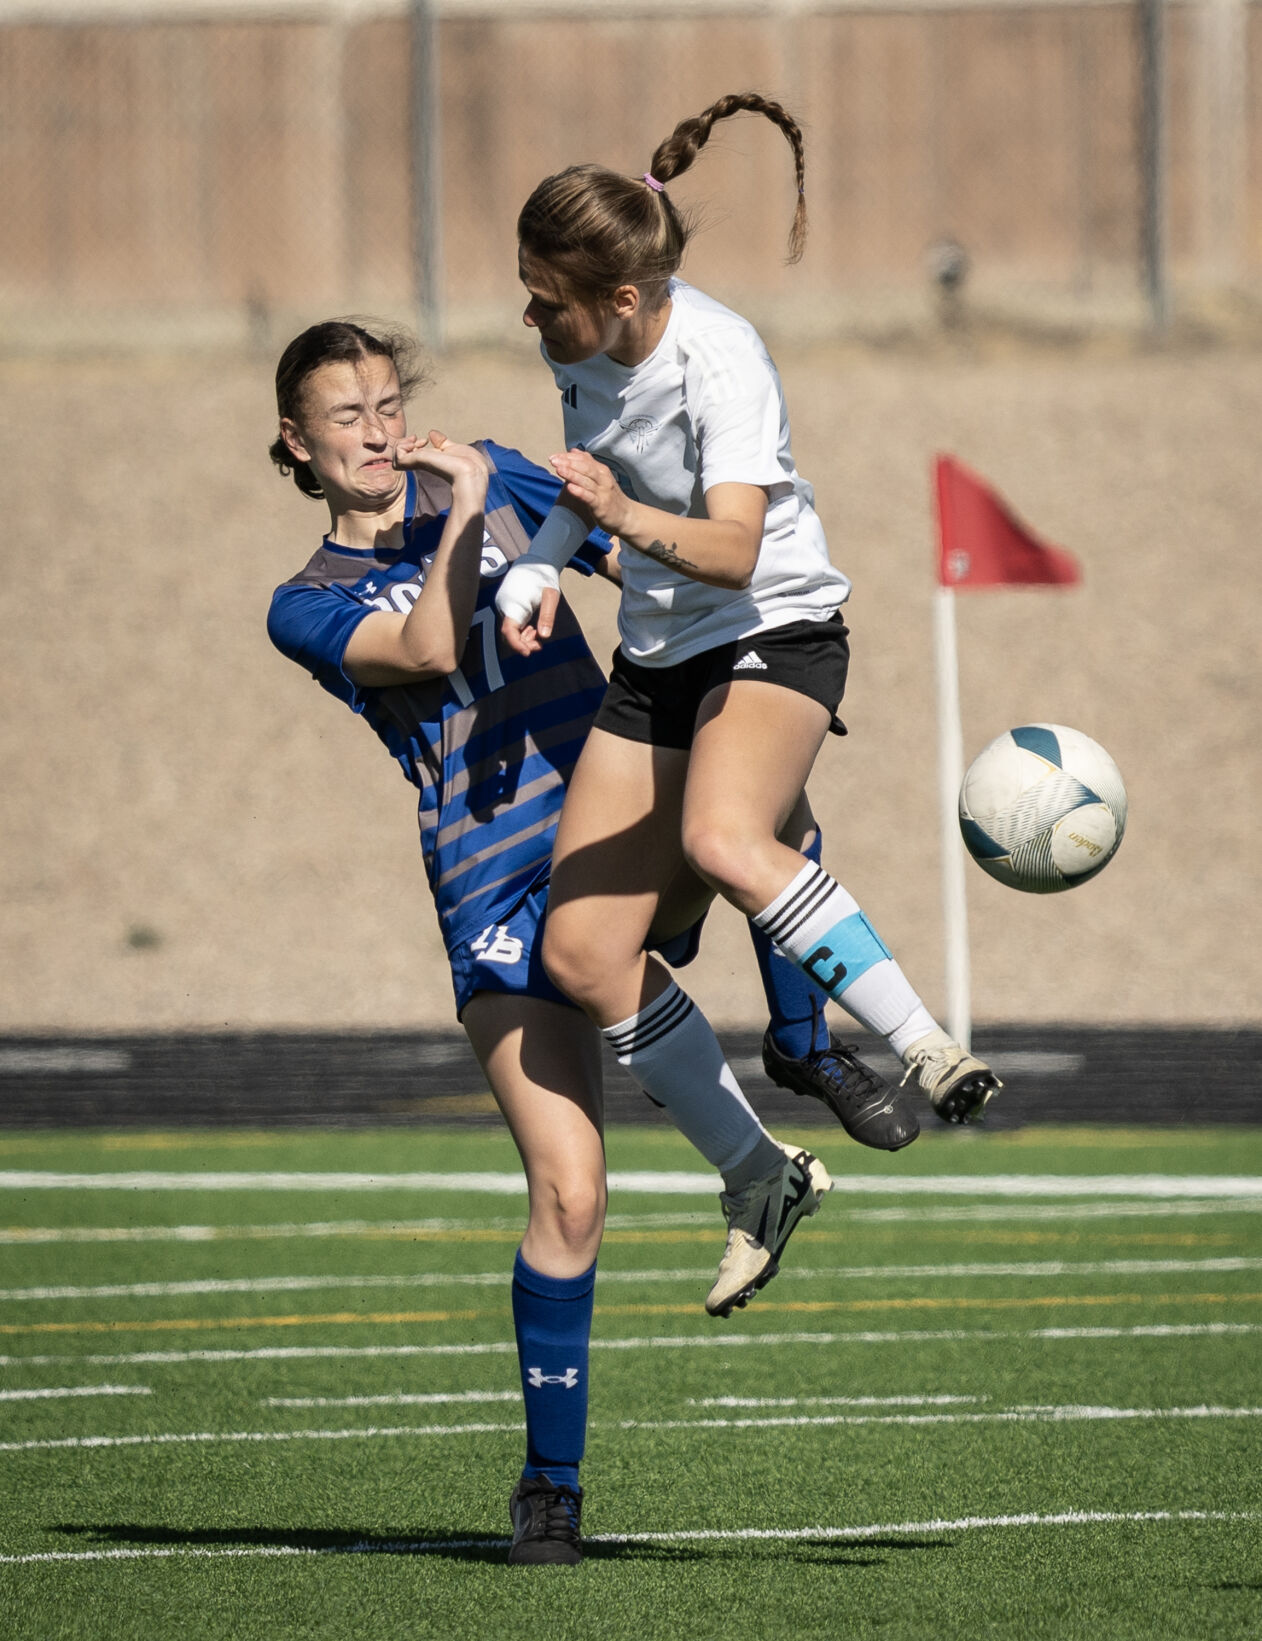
top-left (593, 612), bottom-right (850, 750)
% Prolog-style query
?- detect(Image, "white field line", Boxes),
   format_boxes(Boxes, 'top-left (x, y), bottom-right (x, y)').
top-left (0, 1217), bottom-right (530, 1245)
top-left (692, 1395), bottom-right (984, 1408)
top-left (619, 1406), bottom-right (1262, 1434)
top-left (5, 1198), bottom-right (1262, 1245)
top-left (0, 1385), bottom-right (150, 1401)
top-left (3, 1254), bottom-right (1259, 1304)
top-left (262, 1390), bottom-right (520, 1408)
top-left (3, 1320), bottom-right (1259, 1369)
top-left (260, 1391), bottom-right (976, 1411)
top-left (3, 1404), bottom-right (1262, 1454)
top-left (2, 1171), bottom-right (1261, 1199)
top-left (6, 1197), bottom-right (1262, 1246)
top-left (595, 1508), bottom-right (1262, 1543)
top-left (1, 1509), bottom-right (1257, 1565)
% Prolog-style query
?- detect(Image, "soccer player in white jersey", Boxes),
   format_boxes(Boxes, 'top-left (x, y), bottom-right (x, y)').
top-left (495, 93), bottom-right (1001, 1296)
top-left (266, 320), bottom-right (920, 1567)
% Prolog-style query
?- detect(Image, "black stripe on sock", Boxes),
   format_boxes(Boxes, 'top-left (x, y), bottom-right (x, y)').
top-left (604, 986), bottom-right (695, 1059)
top-left (758, 865), bottom-right (835, 946)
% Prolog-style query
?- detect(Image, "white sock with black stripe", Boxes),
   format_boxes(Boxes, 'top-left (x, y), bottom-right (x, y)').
top-left (603, 982), bottom-right (783, 1187)
top-left (754, 861), bottom-right (937, 1058)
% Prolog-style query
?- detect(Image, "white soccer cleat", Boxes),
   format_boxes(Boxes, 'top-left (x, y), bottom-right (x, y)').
top-left (901, 1029), bottom-right (1002, 1125)
top-left (705, 1142), bottom-right (832, 1318)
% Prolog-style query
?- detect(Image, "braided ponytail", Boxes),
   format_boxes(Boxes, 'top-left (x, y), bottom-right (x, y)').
top-left (517, 89), bottom-right (807, 304)
top-left (649, 92), bottom-right (807, 264)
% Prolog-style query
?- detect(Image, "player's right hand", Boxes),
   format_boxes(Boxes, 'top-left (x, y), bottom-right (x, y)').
top-left (392, 431), bottom-right (489, 495)
top-left (496, 557), bottom-right (561, 656)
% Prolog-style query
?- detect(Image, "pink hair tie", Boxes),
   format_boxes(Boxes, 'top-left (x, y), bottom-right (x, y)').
top-left (642, 173), bottom-right (665, 193)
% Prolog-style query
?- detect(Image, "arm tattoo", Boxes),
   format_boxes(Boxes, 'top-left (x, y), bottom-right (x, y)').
top-left (637, 537), bottom-right (701, 574)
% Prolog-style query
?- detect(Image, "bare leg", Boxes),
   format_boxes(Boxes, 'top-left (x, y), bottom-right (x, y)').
top-left (462, 991), bottom-right (604, 1526)
top-left (681, 681), bottom-right (833, 914)
top-left (682, 682), bottom-right (995, 1120)
top-left (541, 725), bottom-right (784, 1185)
top-left (543, 727), bottom-right (692, 1024)
top-left (462, 991), bottom-right (605, 1278)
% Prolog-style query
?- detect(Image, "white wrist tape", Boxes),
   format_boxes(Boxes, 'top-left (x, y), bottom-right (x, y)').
top-left (493, 506), bottom-right (589, 625)
top-left (494, 557), bottom-right (561, 626)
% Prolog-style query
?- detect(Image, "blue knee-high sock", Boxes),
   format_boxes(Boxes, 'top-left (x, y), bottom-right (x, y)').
top-left (748, 828), bottom-right (830, 1059)
top-left (512, 1250), bottom-right (595, 1491)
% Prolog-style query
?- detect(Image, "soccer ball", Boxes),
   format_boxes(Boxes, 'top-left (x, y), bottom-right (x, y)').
top-left (958, 724), bottom-right (1127, 893)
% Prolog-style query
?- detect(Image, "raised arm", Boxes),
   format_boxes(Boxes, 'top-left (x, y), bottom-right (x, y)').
top-left (550, 450), bottom-right (766, 590)
top-left (342, 433), bottom-right (490, 686)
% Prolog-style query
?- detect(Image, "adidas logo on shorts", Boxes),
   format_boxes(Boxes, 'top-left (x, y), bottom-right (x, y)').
top-left (733, 650), bottom-right (768, 671)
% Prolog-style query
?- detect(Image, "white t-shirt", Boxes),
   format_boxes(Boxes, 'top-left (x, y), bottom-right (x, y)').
top-left (545, 279), bottom-right (851, 667)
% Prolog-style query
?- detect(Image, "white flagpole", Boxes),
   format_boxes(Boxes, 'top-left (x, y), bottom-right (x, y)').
top-left (933, 584), bottom-right (971, 1049)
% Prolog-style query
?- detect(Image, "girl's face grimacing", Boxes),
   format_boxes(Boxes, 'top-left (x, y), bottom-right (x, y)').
top-left (519, 260), bottom-right (624, 366)
top-left (281, 356), bottom-right (408, 506)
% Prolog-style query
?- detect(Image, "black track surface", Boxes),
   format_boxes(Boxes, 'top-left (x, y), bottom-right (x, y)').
top-left (0, 1028), bottom-right (1257, 1130)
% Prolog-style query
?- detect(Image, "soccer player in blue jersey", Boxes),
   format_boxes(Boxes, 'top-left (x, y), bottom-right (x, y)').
top-left (266, 319), bottom-right (914, 1566)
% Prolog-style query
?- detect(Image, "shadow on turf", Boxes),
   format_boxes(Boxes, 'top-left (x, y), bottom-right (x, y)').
top-left (786, 1540), bottom-right (954, 1564)
top-left (51, 1523), bottom-right (702, 1564)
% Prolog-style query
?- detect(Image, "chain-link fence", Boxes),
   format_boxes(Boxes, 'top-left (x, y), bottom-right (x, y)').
top-left (1, 0), bottom-right (1259, 349)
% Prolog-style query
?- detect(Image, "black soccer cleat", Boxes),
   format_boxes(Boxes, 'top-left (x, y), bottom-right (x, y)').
top-left (508, 1474), bottom-right (584, 1566)
top-left (762, 1030), bottom-right (920, 1151)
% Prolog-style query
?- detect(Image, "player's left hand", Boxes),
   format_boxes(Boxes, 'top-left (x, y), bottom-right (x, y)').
top-left (550, 449), bottom-right (632, 536)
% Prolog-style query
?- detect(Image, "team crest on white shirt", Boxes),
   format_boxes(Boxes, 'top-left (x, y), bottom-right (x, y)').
top-left (619, 415), bottom-right (659, 454)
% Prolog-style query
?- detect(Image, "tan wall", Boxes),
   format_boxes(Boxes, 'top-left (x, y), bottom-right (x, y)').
top-left (1, 3), bottom-right (1259, 343)
top-left (2, 343), bottom-right (1258, 1032)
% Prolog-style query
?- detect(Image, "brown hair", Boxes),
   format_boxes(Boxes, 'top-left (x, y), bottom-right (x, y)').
top-left (268, 318), bottom-right (428, 500)
top-left (517, 91), bottom-right (807, 306)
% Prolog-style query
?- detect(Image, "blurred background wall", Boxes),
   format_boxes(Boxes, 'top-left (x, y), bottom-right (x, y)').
top-left (0, 0), bottom-right (1258, 1036)
top-left (2, 0), bottom-right (1259, 350)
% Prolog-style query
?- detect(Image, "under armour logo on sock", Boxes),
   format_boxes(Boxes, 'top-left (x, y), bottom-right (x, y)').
top-left (733, 650), bottom-right (768, 671)
top-left (527, 1367), bottom-right (580, 1389)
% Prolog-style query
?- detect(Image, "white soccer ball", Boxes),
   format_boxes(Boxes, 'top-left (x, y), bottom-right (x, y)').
top-left (958, 724), bottom-right (1127, 894)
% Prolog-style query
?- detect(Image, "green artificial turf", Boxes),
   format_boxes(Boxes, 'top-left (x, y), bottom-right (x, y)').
top-left (0, 1123), bottom-right (1259, 1639)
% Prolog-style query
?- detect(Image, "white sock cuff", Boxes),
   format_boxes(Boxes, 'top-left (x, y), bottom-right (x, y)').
top-left (754, 862), bottom-right (860, 952)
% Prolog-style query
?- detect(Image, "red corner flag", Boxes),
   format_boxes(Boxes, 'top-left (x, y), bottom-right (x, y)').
top-left (935, 454), bottom-right (1081, 589)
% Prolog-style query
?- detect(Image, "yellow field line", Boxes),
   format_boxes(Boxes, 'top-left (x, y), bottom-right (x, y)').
top-left (2, 1290), bottom-right (1260, 1336)
top-left (0, 1311), bottom-right (485, 1336)
top-left (597, 1292), bottom-right (1262, 1317)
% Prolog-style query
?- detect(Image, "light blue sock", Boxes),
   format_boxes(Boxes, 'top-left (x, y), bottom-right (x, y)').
top-left (512, 1251), bottom-right (595, 1492)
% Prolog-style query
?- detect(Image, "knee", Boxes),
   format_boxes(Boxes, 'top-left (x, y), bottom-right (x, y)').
top-left (682, 816), bottom-right (760, 900)
top-left (533, 1170), bottom-right (606, 1261)
top-left (541, 916), bottom-right (602, 1011)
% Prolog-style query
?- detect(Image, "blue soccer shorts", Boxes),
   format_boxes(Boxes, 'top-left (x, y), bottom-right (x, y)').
top-left (449, 876), bottom-right (706, 1018)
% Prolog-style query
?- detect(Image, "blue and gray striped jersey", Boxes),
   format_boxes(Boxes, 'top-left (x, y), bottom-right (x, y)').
top-left (267, 440), bottom-right (609, 950)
